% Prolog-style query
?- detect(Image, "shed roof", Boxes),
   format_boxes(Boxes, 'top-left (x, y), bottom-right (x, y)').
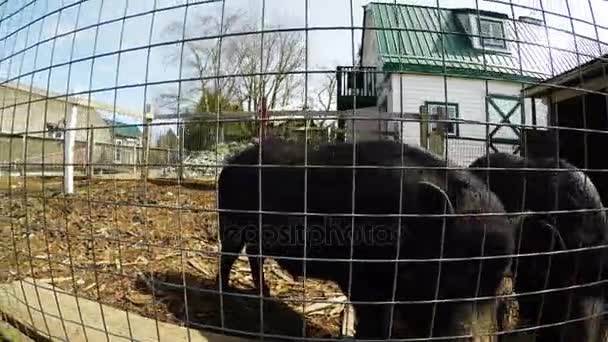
top-left (103, 119), bottom-right (142, 139)
top-left (523, 53), bottom-right (608, 97)
top-left (363, 2), bottom-right (608, 82)
top-left (0, 80), bottom-right (142, 119)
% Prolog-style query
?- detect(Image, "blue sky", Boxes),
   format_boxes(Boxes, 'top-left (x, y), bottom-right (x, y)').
top-left (0, 0), bottom-right (607, 141)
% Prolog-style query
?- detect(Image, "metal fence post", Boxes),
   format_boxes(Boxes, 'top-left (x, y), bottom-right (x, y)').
top-left (87, 125), bottom-right (95, 180)
top-left (64, 105), bottom-right (77, 194)
top-left (141, 105), bottom-right (154, 181)
top-left (20, 135), bottom-right (26, 176)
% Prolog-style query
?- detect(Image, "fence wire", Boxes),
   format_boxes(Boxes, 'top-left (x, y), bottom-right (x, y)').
top-left (0, 0), bottom-right (607, 341)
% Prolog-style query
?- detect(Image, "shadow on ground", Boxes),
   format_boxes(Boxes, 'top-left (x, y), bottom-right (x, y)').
top-left (134, 271), bottom-right (334, 341)
top-left (148, 178), bottom-right (217, 191)
top-left (132, 271), bottom-right (546, 342)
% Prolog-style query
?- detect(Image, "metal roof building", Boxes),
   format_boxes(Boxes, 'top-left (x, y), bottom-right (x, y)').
top-left (361, 2), bottom-right (608, 82)
top-left (336, 2), bottom-right (608, 165)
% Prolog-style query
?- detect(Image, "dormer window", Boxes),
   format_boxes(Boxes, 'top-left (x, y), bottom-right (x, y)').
top-left (479, 18), bottom-right (506, 49)
top-left (455, 10), bottom-right (509, 53)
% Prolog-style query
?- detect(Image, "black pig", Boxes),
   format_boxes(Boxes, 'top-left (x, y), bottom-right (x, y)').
top-left (216, 139), bottom-right (515, 339)
top-left (469, 153), bottom-right (608, 342)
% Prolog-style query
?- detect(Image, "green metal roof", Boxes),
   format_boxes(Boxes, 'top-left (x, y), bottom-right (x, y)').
top-left (103, 119), bottom-right (142, 139)
top-left (364, 3), bottom-right (608, 82)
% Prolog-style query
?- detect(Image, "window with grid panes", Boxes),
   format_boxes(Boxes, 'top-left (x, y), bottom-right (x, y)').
top-left (426, 102), bottom-right (459, 136)
top-left (480, 18), bottom-right (506, 49)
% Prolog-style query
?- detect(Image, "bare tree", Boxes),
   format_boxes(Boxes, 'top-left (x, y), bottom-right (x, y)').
top-left (316, 72), bottom-right (337, 111)
top-left (160, 11), bottom-right (306, 113)
top-left (301, 66), bottom-right (338, 111)
top-left (296, 68), bottom-right (339, 141)
top-left (159, 14), bottom-right (242, 111)
top-left (235, 27), bottom-right (306, 111)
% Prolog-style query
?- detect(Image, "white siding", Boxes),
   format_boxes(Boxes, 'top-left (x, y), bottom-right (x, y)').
top-left (344, 113), bottom-right (384, 142)
top-left (386, 73), bottom-right (548, 165)
top-left (0, 86), bottom-right (112, 143)
top-left (344, 107), bottom-right (402, 142)
top-left (389, 74), bottom-right (548, 138)
top-left (446, 139), bottom-right (520, 167)
top-left (529, 97), bottom-right (548, 128)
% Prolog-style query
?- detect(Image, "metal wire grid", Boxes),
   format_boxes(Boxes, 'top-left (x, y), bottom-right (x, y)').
top-left (0, 0), bottom-right (607, 341)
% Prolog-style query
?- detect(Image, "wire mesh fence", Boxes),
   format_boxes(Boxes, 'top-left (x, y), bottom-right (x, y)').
top-left (0, 0), bottom-right (607, 341)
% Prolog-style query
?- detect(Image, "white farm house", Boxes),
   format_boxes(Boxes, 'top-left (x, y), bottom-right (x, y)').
top-left (336, 2), bottom-right (607, 166)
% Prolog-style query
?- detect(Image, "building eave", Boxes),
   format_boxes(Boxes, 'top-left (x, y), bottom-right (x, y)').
top-left (523, 54), bottom-right (608, 98)
top-left (382, 62), bottom-right (542, 83)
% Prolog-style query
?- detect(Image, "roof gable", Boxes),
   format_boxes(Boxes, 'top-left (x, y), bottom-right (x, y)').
top-left (364, 2), bottom-right (608, 82)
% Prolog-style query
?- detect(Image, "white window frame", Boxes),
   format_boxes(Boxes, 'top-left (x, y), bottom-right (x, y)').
top-left (468, 15), bottom-right (509, 53)
top-left (425, 102), bottom-right (459, 137)
top-left (46, 123), bottom-right (64, 140)
top-left (114, 139), bottom-right (123, 163)
top-left (479, 18), bottom-right (506, 49)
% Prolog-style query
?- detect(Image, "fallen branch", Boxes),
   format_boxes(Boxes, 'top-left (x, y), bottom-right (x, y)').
top-left (341, 304), bottom-right (356, 337)
top-left (34, 276), bottom-right (74, 284)
top-left (271, 267), bottom-right (294, 282)
top-left (154, 252), bottom-right (180, 261)
top-left (82, 282), bottom-right (97, 292)
top-left (299, 295), bottom-right (347, 315)
top-left (187, 258), bottom-right (210, 276)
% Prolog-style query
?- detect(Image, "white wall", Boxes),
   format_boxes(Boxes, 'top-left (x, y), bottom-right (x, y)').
top-left (388, 73), bottom-right (548, 143)
top-left (0, 86), bottom-right (113, 143)
top-left (344, 107), bottom-right (402, 142)
top-left (383, 73), bottom-right (548, 165)
top-left (446, 139), bottom-right (521, 167)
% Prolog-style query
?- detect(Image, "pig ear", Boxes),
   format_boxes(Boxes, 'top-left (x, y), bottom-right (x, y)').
top-left (417, 181), bottom-right (455, 215)
top-left (508, 213), bottom-right (526, 229)
top-left (538, 219), bottom-right (567, 250)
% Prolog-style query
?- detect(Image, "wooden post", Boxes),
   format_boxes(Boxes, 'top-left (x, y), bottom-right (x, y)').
top-left (336, 113), bottom-right (346, 142)
top-left (132, 144), bottom-right (137, 176)
top-left (429, 106), bottom-right (446, 158)
top-left (259, 96), bottom-right (268, 139)
top-left (531, 96), bottom-right (537, 127)
top-left (87, 125), bottom-right (95, 179)
top-left (419, 105), bottom-right (429, 148)
top-left (141, 104), bottom-right (154, 181)
top-left (64, 105), bottom-right (77, 194)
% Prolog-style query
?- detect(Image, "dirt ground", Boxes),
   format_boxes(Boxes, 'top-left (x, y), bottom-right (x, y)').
top-left (0, 176), bottom-right (353, 340)
top-left (0, 176), bottom-right (523, 340)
